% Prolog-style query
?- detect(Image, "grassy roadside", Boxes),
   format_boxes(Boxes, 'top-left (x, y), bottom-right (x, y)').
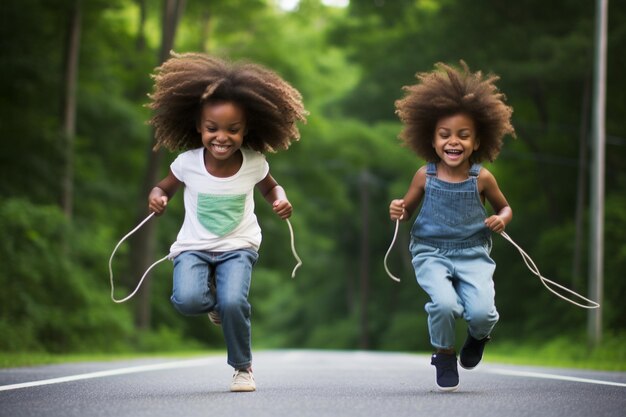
top-left (484, 335), bottom-right (626, 371)
top-left (1, 334), bottom-right (624, 371)
top-left (484, 353), bottom-right (625, 371)
top-left (0, 350), bottom-right (223, 369)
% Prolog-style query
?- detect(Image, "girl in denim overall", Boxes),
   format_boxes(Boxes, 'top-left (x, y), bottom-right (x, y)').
top-left (146, 53), bottom-right (307, 392)
top-left (390, 62), bottom-right (515, 391)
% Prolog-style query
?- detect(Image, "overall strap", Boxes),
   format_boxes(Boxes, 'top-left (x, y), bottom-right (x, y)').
top-left (426, 162), bottom-right (437, 176)
top-left (469, 163), bottom-right (482, 177)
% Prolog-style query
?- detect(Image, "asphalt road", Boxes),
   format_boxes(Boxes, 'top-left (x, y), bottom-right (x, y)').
top-left (1, 350), bottom-right (624, 417)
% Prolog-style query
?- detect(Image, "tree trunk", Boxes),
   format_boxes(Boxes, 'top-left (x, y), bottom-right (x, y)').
top-left (131, 0), bottom-right (186, 331)
top-left (358, 170), bottom-right (370, 349)
top-left (573, 76), bottom-right (591, 287)
top-left (61, 0), bottom-right (82, 220)
top-left (524, 81), bottom-right (561, 222)
top-left (135, 0), bottom-right (147, 52)
top-left (199, 9), bottom-right (211, 53)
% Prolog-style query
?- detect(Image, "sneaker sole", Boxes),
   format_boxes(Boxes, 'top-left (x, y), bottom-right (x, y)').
top-left (436, 383), bottom-right (459, 392)
top-left (459, 362), bottom-right (478, 370)
top-left (230, 385), bottom-right (256, 392)
top-left (208, 311), bottom-right (221, 326)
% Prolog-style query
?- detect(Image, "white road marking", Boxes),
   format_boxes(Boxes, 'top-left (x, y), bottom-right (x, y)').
top-left (0, 357), bottom-right (218, 392)
top-left (487, 368), bottom-right (626, 387)
top-left (2, 354), bottom-right (624, 392)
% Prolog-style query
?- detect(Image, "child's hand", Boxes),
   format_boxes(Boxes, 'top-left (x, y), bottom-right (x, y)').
top-left (273, 199), bottom-right (292, 220)
top-left (485, 215), bottom-right (506, 233)
top-left (148, 194), bottom-right (168, 215)
top-left (390, 199), bottom-right (406, 220)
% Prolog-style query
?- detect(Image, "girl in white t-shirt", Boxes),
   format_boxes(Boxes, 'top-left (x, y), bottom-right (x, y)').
top-left (146, 52), bottom-right (307, 392)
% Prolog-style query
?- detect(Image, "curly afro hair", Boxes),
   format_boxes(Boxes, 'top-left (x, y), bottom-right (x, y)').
top-left (148, 52), bottom-right (308, 153)
top-left (395, 61), bottom-right (515, 163)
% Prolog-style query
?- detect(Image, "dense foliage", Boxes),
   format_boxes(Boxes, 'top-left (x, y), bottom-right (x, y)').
top-left (1, 0), bottom-right (624, 355)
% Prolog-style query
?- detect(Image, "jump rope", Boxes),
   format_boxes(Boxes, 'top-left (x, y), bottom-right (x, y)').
top-left (108, 212), bottom-right (302, 304)
top-left (110, 213), bottom-right (599, 309)
top-left (383, 219), bottom-right (600, 309)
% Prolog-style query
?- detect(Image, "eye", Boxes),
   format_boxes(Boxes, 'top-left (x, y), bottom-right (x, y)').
top-left (206, 126), bottom-right (217, 133)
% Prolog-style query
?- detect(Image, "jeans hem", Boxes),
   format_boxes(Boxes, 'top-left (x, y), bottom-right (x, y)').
top-left (431, 343), bottom-right (455, 351)
top-left (228, 360), bottom-right (252, 370)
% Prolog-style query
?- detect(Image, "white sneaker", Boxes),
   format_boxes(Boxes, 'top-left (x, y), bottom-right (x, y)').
top-left (208, 310), bottom-right (221, 325)
top-left (230, 369), bottom-right (256, 392)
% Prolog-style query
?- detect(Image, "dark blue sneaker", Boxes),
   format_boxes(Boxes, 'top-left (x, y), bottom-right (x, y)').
top-left (459, 331), bottom-right (490, 370)
top-left (430, 352), bottom-right (459, 392)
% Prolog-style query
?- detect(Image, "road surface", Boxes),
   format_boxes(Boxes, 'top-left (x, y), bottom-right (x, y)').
top-left (1, 350), bottom-right (624, 417)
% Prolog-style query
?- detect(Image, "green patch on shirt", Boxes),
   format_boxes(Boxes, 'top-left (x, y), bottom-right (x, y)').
top-left (197, 193), bottom-right (246, 236)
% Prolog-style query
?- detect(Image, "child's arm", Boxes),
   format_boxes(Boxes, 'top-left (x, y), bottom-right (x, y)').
top-left (148, 169), bottom-right (182, 215)
top-left (389, 167), bottom-right (426, 221)
top-left (479, 168), bottom-right (512, 233)
top-left (256, 173), bottom-right (292, 219)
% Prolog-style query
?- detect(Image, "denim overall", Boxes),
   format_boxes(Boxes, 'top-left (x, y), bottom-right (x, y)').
top-left (410, 162), bottom-right (499, 350)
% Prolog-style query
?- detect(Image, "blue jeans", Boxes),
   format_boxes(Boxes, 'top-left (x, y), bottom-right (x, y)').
top-left (171, 249), bottom-right (258, 369)
top-left (410, 240), bottom-right (499, 350)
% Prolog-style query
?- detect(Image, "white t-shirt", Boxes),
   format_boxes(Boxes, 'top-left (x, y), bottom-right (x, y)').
top-left (168, 147), bottom-right (269, 258)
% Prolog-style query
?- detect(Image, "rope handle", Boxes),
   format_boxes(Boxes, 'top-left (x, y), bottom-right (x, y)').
top-left (384, 219), bottom-right (600, 309)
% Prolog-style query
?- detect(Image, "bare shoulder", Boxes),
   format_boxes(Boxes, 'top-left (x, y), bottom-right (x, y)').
top-left (402, 165), bottom-right (428, 214)
top-left (413, 165), bottom-right (427, 184)
top-left (478, 166), bottom-right (497, 184)
top-left (478, 167), bottom-right (505, 196)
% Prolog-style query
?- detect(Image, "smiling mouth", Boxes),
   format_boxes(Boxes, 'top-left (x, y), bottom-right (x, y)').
top-left (444, 149), bottom-right (463, 156)
top-left (211, 143), bottom-right (232, 152)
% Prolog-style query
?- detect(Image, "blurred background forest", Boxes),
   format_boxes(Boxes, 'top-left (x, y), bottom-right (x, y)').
top-left (1, 0), bottom-right (625, 359)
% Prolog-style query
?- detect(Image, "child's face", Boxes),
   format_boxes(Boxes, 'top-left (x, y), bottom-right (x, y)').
top-left (432, 113), bottom-right (479, 168)
top-left (197, 101), bottom-right (246, 161)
